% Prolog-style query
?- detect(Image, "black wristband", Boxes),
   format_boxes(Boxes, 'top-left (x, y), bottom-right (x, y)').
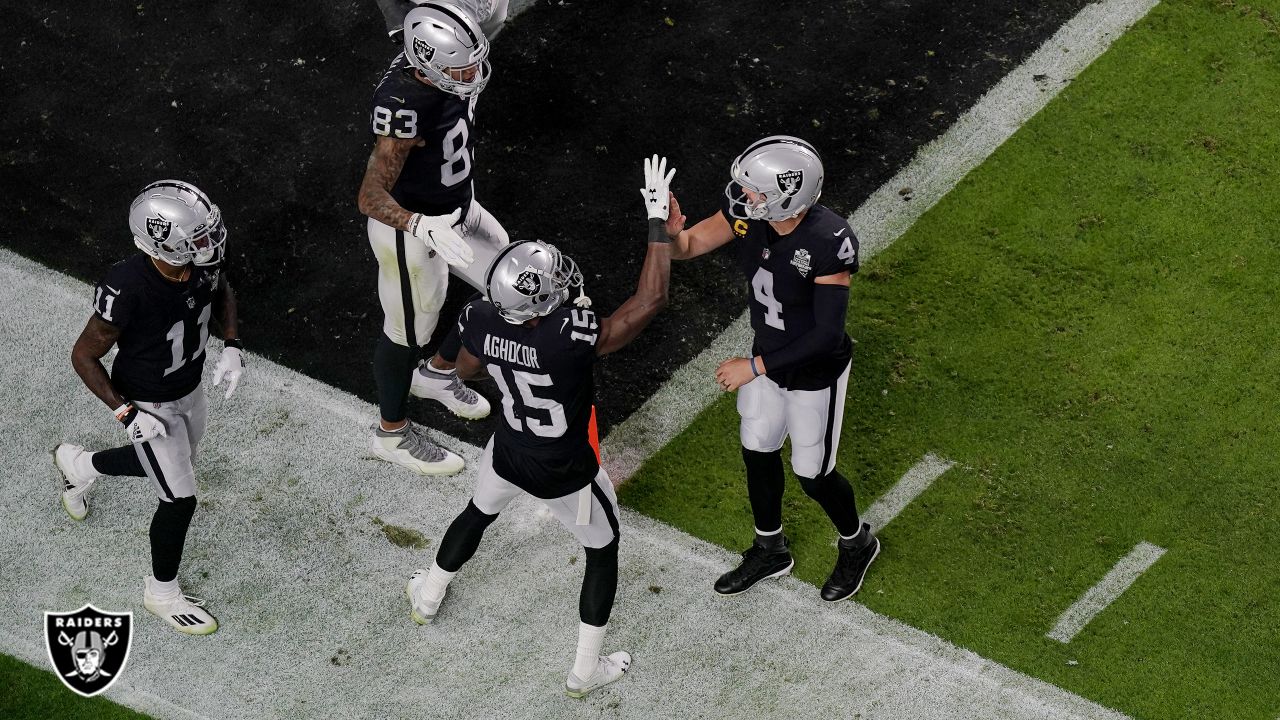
top-left (647, 218), bottom-right (670, 244)
top-left (224, 338), bottom-right (243, 349)
top-left (119, 407), bottom-right (138, 426)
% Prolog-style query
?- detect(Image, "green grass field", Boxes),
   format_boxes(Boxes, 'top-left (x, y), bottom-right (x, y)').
top-left (624, 1), bottom-right (1280, 718)
top-left (0, 653), bottom-right (147, 720)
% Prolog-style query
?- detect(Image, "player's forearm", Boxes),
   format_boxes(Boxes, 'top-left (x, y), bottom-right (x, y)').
top-left (357, 182), bottom-right (414, 231)
top-left (602, 240), bottom-right (671, 352)
top-left (670, 229), bottom-right (697, 260)
top-left (215, 280), bottom-right (240, 341)
top-left (71, 350), bottom-right (126, 410)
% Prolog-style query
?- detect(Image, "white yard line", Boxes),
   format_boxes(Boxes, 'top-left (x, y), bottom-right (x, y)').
top-left (0, 247), bottom-right (1133, 719)
top-left (1047, 542), bottom-right (1167, 644)
top-left (863, 453), bottom-right (956, 530)
top-left (602, 0), bottom-right (1161, 485)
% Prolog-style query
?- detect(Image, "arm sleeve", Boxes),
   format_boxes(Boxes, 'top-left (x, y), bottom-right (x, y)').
top-left (760, 283), bottom-right (849, 374)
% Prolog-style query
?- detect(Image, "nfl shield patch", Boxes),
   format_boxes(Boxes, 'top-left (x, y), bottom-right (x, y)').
top-left (44, 605), bottom-right (133, 698)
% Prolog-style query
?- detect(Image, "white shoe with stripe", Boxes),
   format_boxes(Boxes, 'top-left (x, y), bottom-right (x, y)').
top-left (53, 444), bottom-right (99, 521)
top-left (144, 576), bottom-right (219, 636)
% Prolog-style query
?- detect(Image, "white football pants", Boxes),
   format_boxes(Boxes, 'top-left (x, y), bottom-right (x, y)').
top-left (737, 361), bottom-right (851, 478)
top-left (470, 438), bottom-right (621, 549)
top-left (133, 386), bottom-right (207, 501)
top-left (368, 199), bottom-right (509, 348)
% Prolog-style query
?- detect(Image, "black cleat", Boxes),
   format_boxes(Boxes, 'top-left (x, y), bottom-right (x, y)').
top-left (714, 537), bottom-right (795, 596)
top-left (821, 523), bottom-right (880, 602)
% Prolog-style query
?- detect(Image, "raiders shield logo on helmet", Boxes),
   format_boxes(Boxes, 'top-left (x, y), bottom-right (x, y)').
top-left (412, 36), bottom-right (436, 66)
top-left (776, 170), bottom-right (804, 210)
top-left (146, 216), bottom-right (172, 242)
top-left (44, 605), bottom-right (133, 698)
top-left (514, 269), bottom-right (542, 296)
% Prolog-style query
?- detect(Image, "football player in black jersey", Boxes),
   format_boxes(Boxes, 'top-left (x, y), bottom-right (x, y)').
top-left (53, 180), bottom-right (247, 635)
top-left (664, 136), bottom-right (880, 602)
top-left (357, 2), bottom-right (508, 476)
top-left (404, 157), bottom-right (677, 697)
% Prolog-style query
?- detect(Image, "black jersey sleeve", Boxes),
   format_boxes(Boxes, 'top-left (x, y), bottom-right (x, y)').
top-left (369, 55), bottom-right (429, 140)
top-left (814, 223), bottom-right (859, 277)
top-left (92, 264), bottom-right (139, 330)
top-left (457, 299), bottom-right (488, 357)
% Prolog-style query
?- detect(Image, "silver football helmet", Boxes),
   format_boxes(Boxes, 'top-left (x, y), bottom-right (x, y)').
top-left (403, 2), bottom-right (491, 99)
top-left (128, 180), bottom-right (226, 266)
top-left (724, 135), bottom-right (824, 222)
top-left (484, 240), bottom-right (582, 324)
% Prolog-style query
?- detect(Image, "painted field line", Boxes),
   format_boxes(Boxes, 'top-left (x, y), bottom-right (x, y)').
top-left (863, 453), bottom-right (956, 531)
top-left (603, 0), bottom-right (1161, 485)
top-left (1047, 541), bottom-right (1167, 644)
top-left (0, 247), bottom-right (1133, 719)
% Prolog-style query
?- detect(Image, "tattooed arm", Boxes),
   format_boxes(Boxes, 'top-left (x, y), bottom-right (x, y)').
top-left (71, 315), bottom-right (127, 410)
top-left (356, 135), bottom-right (423, 231)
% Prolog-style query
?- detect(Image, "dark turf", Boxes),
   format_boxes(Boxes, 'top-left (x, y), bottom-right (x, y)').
top-left (0, 0), bottom-right (1090, 445)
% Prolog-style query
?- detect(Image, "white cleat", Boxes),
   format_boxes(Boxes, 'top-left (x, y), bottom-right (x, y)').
top-left (405, 569), bottom-right (445, 625)
top-left (370, 422), bottom-right (464, 476)
top-left (410, 364), bottom-right (491, 420)
top-left (53, 444), bottom-right (99, 521)
top-left (143, 576), bottom-right (219, 636)
top-left (565, 651), bottom-right (632, 698)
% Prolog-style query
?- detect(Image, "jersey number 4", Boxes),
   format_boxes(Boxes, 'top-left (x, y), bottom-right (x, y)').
top-left (752, 268), bottom-right (785, 330)
top-left (488, 365), bottom-right (568, 438)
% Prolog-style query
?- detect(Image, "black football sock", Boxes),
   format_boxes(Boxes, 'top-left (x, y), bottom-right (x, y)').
top-left (149, 496), bottom-right (197, 582)
top-left (435, 501), bottom-right (499, 573)
top-left (374, 332), bottom-right (417, 424)
top-left (91, 445), bottom-right (146, 477)
top-left (579, 539), bottom-right (619, 626)
top-left (798, 470), bottom-right (862, 539)
top-left (743, 447), bottom-right (785, 537)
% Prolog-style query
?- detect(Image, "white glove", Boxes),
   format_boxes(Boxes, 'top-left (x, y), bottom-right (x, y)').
top-left (213, 345), bottom-right (245, 399)
top-left (409, 209), bottom-right (473, 269)
top-left (640, 154), bottom-right (677, 221)
top-left (115, 404), bottom-right (167, 444)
